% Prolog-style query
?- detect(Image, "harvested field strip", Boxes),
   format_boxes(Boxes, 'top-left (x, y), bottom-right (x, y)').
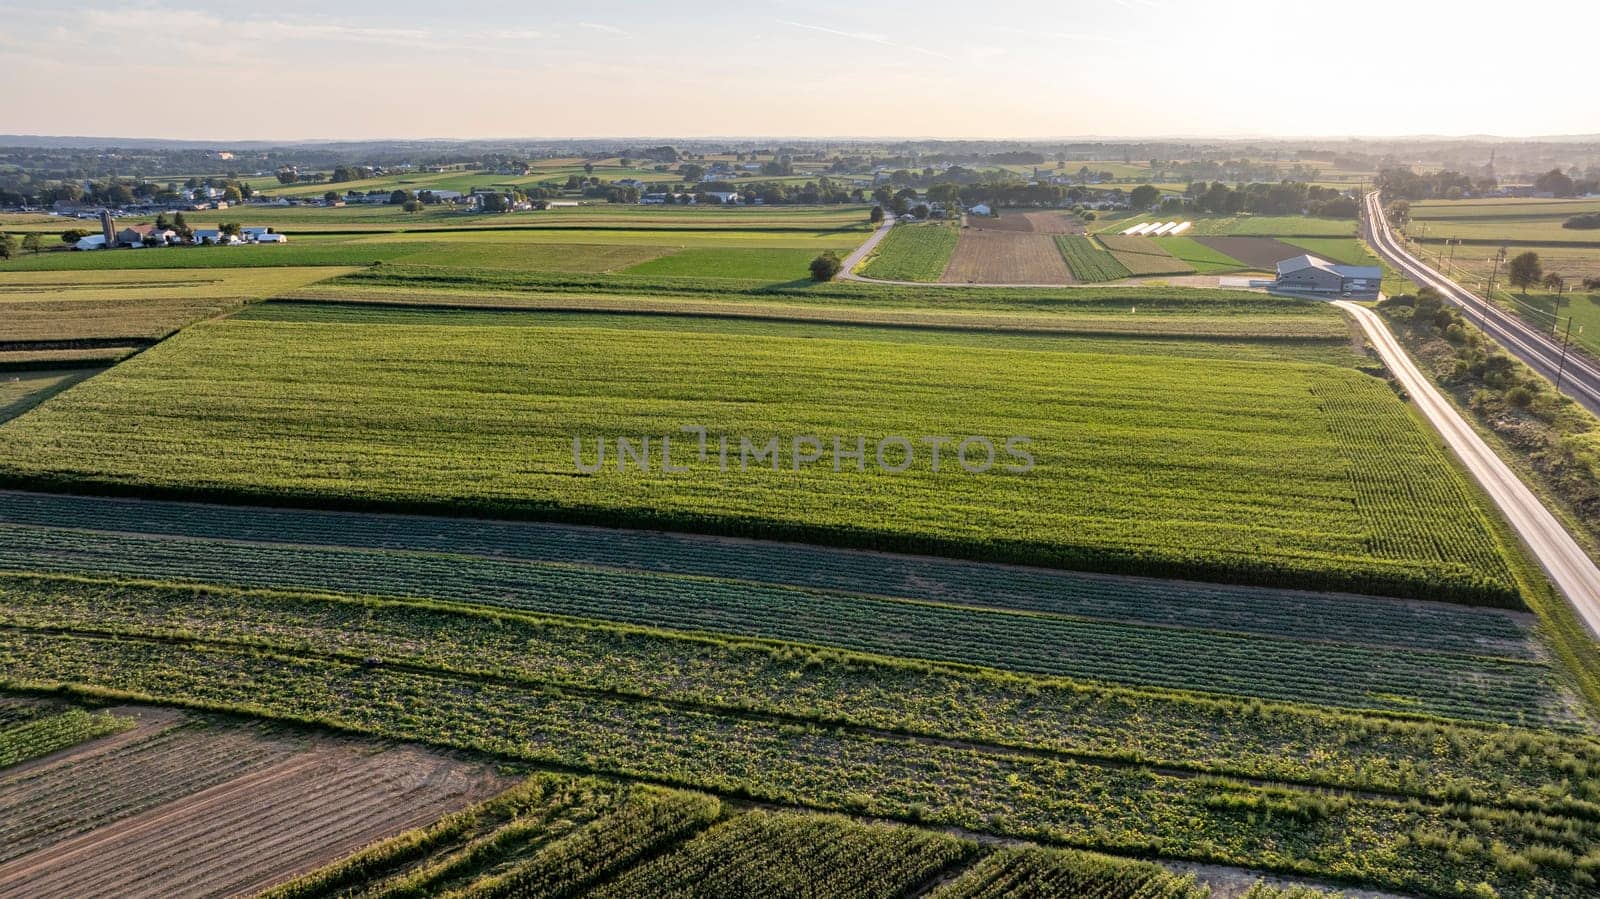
top-left (0, 315), bottom-right (1522, 605)
top-left (590, 809), bottom-right (976, 898)
top-left (1057, 236), bottom-right (1131, 282)
top-left (931, 845), bottom-right (1208, 899)
top-left (0, 528), bottom-right (1563, 724)
top-left (0, 720), bottom-right (302, 863)
top-left (0, 347), bottom-right (137, 371)
top-left (0, 708), bottom-right (132, 769)
top-left (0, 740), bottom-right (505, 899)
top-left (1, 577), bottom-right (1592, 812)
top-left (942, 231), bottom-right (1075, 284)
top-left (859, 224), bottom-right (960, 281)
top-left (3, 632), bottom-right (1596, 897)
top-left (1192, 237), bottom-right (1309, 271)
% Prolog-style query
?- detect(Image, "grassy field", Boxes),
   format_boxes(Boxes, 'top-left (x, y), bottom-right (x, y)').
top-left (0, 306), bottom-right (1523, 605)
top-left (622, 247), bottom-right (822, 281)
top-left (1281, 238), bottom-right (1383, 267)
top-left (858, 222), bottom-right (959, 280)
top-left (1410, 198), bottom-right (1600, 244)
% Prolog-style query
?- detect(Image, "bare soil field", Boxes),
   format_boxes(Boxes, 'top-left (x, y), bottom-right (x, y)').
top-left (1193, 236), bottom-right (1307, 270)
top-left (967, 210), bottom-right (1083, 234)
top-left (942, 230), bottom-right (1076, 284)
top-left (0, 709), bottom-right (507, 899)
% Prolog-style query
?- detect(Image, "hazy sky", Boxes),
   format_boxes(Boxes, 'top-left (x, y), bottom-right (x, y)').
top-left (1, 0), bottom-right (1593, 141)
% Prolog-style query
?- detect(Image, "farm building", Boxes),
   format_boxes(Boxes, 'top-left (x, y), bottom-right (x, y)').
top-left (1274, 255), bottom-right (1382, 298)
top-left (968, 204), bottom-right (993, 216)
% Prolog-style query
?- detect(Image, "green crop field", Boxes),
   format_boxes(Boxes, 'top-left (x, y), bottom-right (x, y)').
top-left (0, 306), bottom-right (1523, 605)
top-left (621, 247), bottom-right (822, 281)
top-left (4, 162), bottom-right (1599, 899)
top-left (4, 576), bottom-right (1597, 897)
top-left (1056, 235), bottom-right (1130, 281)
top-left (859, 223), bottom-right (959, 280)
top-left (1409, 198), bottom-right (1600, 244)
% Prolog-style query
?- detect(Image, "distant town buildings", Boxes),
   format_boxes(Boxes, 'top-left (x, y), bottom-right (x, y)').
top-left (72, 211), bottom-right (287, 250)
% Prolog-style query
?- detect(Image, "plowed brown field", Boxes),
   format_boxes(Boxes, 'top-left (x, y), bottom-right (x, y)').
top-left (942, 231), bottom-right (1075, 284)
top-left (1193, 236), bottom-right (1307, 270)
top-left (0, 709), bottom-right (507, 899)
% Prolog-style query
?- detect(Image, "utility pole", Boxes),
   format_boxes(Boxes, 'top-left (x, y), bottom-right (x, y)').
top-left (1483, 247), bottom-right (1506, 331)
top-left (1555, 315), bottom-right (1575, 394)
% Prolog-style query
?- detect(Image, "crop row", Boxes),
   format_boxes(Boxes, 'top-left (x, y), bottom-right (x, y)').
top-left (4, 631), bottom-right (1598, 897)
top-left (263, 773), bottom-right (625, 899)
top-left (1056, 236), bottom-right (1131, 282)
top-left (932, 845), bottom-right (1208, 899)
top-left (0, 491), bottom-right (1535, 659)
top-left (0, 707), bottom-right (131, 770)
top-left (11, 574), bottom-right (1600, 808)
top-left (1095, 235), bottom-right (1198, 276)
top-left (0, 532), bottom-right (1564, 726)
top-left (6, 576), bottom-right (1593, 812)
top-left (0, 313), bottom-right (1520, 604)
top-left (858, 223), bottom-right (960, 281)
top-left (454, 787), bottom-right (719, 898)
top-left (592, 809), bottom-right (975, 898)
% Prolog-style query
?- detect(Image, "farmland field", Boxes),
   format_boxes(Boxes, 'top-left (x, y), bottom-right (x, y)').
top-left (1056, 235), bottom-right (1130, 282)
top-left (0, 707), bottom-right (511, 897)
top-left (943, 230), bottom-right (1075, 283)
top-left (858, 222), bottom-right (959, 280)
top-left (4, 608), bottom-right (1597, 897)
top-left (1194, 237), bottom-right (1311, 271)
top-left (1410, 198), bottom-right (1600, 244)
top-left (1095, 235), bottom-right (1198, 276)
top-left (0, 267), bottom-right (352, 342)
top-left (0, 307), bottom-right (1526, 604)
top-left (1158, 236), bottom-right (1250, 272)
top-left (4, 152), bottom-right (1599, 899)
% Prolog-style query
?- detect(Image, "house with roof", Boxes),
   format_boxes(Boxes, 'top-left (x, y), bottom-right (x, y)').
top-left (1274, 254), bottom-right (1382, 299)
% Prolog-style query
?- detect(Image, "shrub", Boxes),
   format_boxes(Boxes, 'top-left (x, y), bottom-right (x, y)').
top-left (809, 252), bottom-right (842, 281)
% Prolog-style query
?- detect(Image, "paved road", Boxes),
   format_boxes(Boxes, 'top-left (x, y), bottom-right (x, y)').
top-left (837, 211), bottom-right (895, 279)
top-left (1336, 300), bottom-right (1600, 636)
top-left (1362, 190), bottom-right (1600, 416)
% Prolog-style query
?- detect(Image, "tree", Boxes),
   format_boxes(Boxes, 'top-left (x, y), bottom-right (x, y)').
top-left (0, 233), bottom-right (16, 260)
top-left (869, 205), bottom-right (884, 225)
top-left (1508, 251), bottom-right (1542, 291)
top-left (679, 163), bottom-right (706, 183)
top-left (21, 233), bottom-right (42, 255)
top-left (223, 185), bottom-right (243, 203)
top-left (219, 222), bottom-right (242, 239)
top-left (1129, 184), bottom-right (1160, 209)
top-left (389, 189), bottom-right (413, 205)
top-left (1543, 272), bottom-right (1566, 293)
top-left (403, 199), bottom-right (423, 213)
top-left (583, 162), bottom-right (595, 174)
top-left (324, 190), bottom-right (340, 204)
top-left (61, 229), bottom-right (90, 244)
top-left (1534, 168), bottom-right (1576, 198)
top-left (809, 251), bottom-right (842, 281)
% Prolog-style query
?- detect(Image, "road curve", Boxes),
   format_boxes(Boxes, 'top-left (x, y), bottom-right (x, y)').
top-left (1336, 300), bottom-right (1600, 636)
top-left (1362, 191), bottom-right (1600, 416)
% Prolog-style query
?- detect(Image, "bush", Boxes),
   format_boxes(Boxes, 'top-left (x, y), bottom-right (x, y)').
top-left (1506, 386), bottom-right (1534, 409)
top-left (1563, 213), bottom-right (1600, 230)
top-left (809, 252), bottom-right (842, 281)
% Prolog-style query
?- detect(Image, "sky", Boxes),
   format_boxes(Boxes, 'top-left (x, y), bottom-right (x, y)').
top-left (0, 0), bottom-right (1594, 142)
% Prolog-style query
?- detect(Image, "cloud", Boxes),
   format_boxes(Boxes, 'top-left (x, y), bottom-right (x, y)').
top-left (777, 20), bottom-right (956, 62)
top-left (579, 22), bottom-right (629, 36)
